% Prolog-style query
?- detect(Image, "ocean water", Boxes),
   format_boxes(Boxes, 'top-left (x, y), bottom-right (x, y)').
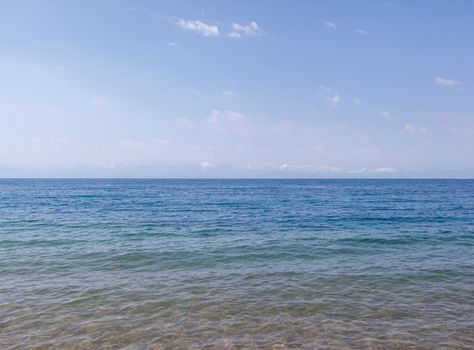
top-left (0, 179), bottom-right (473, 349)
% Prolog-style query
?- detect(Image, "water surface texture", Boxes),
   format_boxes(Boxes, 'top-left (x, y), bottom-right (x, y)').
top-left (1, 179), bottom-right (473, 349)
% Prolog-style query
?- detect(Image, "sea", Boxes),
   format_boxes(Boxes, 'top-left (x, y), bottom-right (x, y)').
top-left (0, 179), bottom-right (473, 349)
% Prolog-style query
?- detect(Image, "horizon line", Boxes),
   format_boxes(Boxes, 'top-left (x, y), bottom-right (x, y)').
top-left (0, 177), bottom-right (473, 180)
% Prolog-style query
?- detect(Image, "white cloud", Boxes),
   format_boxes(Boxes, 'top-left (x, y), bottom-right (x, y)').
top-left (404, 123), bottom-right (427, 135)
top-left (329, 94), bottom-right (341, 107)
top-left (355, 28), bottom-right (368, 35)
top-left (234, 163), bottom-right (274, 171)
top-left (206, 110), bottom-right (246, 125)
top-left (324, 21), bottom-right (337, 29)
top-left (353, 98), bottom-right (361, 105)
top-left (177, 19), bottom-right (219, 37)
top-left (374, 167), bottom-right (396, 173)
top-left (168, 42), bottom-right (179, 47)
top-left (229, 21), bottom-right (262, 38)
top-left (380, 110), bottom-right (391, 120)
top-left (330, 123), bottom-right (347, 130)
top-left (200, 161), bottom-right (215, 169)
top-left (240, 163), bottom-right (344, 173)
top-left (347, 168), bottom-right (367, 174)
top-left (222, 90), bottom-right (235, 96)
top-left (151, 13), bottom-right (170, 20)
top-left (318, 85), bottom-right (341, 107)
top-left (278, 163), bottom-right (344, 173)
top-left (434, 76), bottom-right (462, 89)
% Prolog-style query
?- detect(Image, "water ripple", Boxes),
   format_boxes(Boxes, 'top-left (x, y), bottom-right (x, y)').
top-left (0, 179), bottom-right (473, 349)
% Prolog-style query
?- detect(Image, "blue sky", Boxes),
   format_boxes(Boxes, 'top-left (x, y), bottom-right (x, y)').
top-left (1, 0), bottom-right (473, 178)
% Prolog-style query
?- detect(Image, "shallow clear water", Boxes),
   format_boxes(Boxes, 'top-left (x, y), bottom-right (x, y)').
top-left (0, 179), bottom-right (473, 349)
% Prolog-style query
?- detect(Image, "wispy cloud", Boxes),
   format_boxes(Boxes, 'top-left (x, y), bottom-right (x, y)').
top-left (324, 21), bottom-right (337, 29)
top-left (237, 163), bottom-right (349, 174)
top-left (434, 76), bottom-right (462, 89)
top-left (168, 42), bottom-right (179, 48)
top-left (379, 110), bottom-right (391, 120)
top-left (205, 110), bottom-right (246, 125)
top-left (200, 161), bottom-right (215, 169)
top-left (404, 123), bottom-right (427, 135)
top-left (374, 166), bottom-right (397, 173)
top-left (229, 21), bottom-right (262, 38)
top-left (318, 85), bottom-right (341, 107)
top-left (222, 90), bottom-right (235, 97)
top-left (177, 19), bottom-right (219, 36)
top-left (278, 163), bottom-right (344, 173)
top-left (349, 167), bottom-right (399, 175)
top-left (347, 168), bottom-right (367, 174)
top-left (355, 28), bottom-right (368, 35)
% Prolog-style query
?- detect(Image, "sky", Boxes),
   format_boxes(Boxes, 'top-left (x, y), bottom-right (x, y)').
top-left (1, 0), bottom-right (473, 178)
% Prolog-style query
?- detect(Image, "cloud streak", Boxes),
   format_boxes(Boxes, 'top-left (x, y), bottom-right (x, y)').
top-left (222, 90), bottom-right (235, 96)
top-left (324, 21), bottom-right (337, 29)
top-left (404, 123), bottom-right (427, 135)
top-left (229, 21), bottom-right (262, 38)
top-left (434, 76), bottom-right (462, 89)
top-left (374, 167), bottom-right (397, 173)
top-left (318, 85), bottom-right (341, 107)
top-left (177, 19), bottom-right (219, 36)
top-left (205, 110), bottom-right (246, 125)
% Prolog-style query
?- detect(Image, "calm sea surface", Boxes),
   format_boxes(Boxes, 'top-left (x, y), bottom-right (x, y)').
top-left (0, 179), bottom-right (473, 349)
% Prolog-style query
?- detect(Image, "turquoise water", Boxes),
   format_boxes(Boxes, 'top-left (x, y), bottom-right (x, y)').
top-left (1, 179), bottom-right (473, 349)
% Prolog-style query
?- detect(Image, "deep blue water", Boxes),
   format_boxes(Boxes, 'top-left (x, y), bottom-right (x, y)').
top-left (1, 179), bottom-right (473, 349)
